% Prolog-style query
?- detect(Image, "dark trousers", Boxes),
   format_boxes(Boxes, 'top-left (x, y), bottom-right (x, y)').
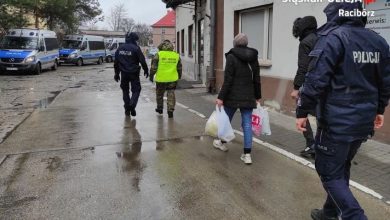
top-left (315, 129), bottom-right (367, 220)
top-left (304, 119), bottom-right (315, 148)
top-left (120, 73), bottom-right (141, 110)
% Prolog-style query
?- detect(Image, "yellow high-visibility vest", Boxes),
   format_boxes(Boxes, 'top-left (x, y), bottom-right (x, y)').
top-left (155, 51), bottom-right (179, 82)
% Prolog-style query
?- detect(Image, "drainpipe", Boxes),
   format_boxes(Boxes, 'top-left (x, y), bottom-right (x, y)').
top-left (208, 0), bottom-right (216, 93)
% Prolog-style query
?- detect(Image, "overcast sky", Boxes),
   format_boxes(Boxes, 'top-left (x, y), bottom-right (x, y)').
top-left (97, 0), bottom-right (169, 29)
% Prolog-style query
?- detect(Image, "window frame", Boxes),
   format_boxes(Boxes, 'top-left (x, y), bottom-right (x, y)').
top-left (188, 24), bottom-right (193, 57)
top-left (239, 5), bottom-right (273, 67)
top-left (181, 29), bottom-right (185, 55)
top-left (176, 31), bottom-right (180, 53)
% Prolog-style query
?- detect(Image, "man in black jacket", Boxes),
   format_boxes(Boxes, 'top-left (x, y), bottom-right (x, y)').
top-left (114, 32), bottom-right (149, 116)
top-left (291, 16), bottom-right (318, 157)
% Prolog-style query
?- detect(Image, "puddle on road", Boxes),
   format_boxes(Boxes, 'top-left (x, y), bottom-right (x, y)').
top-left (36, 91), bottom-right (61, 109)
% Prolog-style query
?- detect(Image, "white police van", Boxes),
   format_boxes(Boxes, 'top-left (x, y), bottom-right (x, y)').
top-left (105, 37), bottom-right (125, 62)
top-left (59, 35), bottom-right (106, 66)
top-left (0, 29), bottom-right (59, 75)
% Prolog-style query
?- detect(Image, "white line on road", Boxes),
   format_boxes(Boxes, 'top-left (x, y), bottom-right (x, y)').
top-left (177, 101), bottom-right (205, 118)
top-left (234, 129), bottom-right (384, 201)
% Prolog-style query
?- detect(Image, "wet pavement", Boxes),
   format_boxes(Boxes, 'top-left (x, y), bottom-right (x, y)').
top-left (1, 65), bottom-right (390, 219)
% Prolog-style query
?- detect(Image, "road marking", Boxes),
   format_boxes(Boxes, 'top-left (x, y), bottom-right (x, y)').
top-left (233, 128), bottom-right (384, 201)
top-left (188, 109), bottom-right (206, 118)
top-left (177, 101), bottom-right (206, 118)
top-left (176, 103), bottom-right (189, 109)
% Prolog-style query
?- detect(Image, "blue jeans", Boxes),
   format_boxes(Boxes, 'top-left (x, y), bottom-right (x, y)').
top-left (224, 106), bottom-right (253, 149)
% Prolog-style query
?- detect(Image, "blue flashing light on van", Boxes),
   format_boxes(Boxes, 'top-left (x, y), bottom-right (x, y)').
top-left (59, 35), bottom-right (106, 66)
top-left (0, 29), bottom-right (59, 75)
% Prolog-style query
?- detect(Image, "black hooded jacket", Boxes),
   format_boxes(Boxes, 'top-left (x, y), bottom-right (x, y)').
top-left (293, 16), bottom-right (318, 90)
top-left (218, 47), bottom-right (261, 108)
top-left (114, 32), bottom-right (148, 76)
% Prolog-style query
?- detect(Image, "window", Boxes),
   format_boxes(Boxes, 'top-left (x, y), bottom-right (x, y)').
top-left (162, 28), bottom-right (166, 34)
top-left (176, 31), bottom-right (180, 53)
top-left (240, 5), bottom-right (273, 64)
top-left (44, 38), bottom-right (59, 51)
top-left (88, 41), bottom-right (105, 50)
top-left (188, 25), bottom-right (193, 56)
top-left (181, 29), bottom-right (185, 55)
top-left (81, 41), bottom-right (87, 50)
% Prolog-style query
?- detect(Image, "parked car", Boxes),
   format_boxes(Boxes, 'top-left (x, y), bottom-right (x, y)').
top-left (147, 47), bottom-right (159, 59)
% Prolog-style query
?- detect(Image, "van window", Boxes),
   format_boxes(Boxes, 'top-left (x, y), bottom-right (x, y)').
top-left (109, 43), bottom-right (118, 50)
top-left (44, 38), bottom-right (59, 51)
top-left (0, 36), bottom-right (38, 49)
top-left (62, 40), bottom-right (82, 49)
top-left (89, 41), bottom-right (105, 50)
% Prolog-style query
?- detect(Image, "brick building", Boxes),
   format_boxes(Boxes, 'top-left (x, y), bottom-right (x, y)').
top-left (151, 10), bottom-right (176, 47)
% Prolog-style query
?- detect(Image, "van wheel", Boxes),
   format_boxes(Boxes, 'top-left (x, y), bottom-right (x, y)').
top-left (51, 60), bottom-right (58, 71)
top-left (97, 57), bottom-right (103, 65)
top-left (76, 58), bottom-right (83, 66)
top-left (33, 63), bottom-right (41, 75)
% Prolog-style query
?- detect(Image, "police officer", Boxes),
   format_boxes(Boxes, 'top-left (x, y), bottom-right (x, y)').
top-left (114, 32), bottom-right (149, 116)
top-left (149, 40), bottom-right (182, 118)
top-left (296, 2), bottom-right (390, 220)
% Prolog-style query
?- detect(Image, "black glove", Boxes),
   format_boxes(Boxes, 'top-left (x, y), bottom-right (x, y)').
top-left (114, 73), bottom-right (120, 82)
top-left (144, 71), bottom-right (149, 79)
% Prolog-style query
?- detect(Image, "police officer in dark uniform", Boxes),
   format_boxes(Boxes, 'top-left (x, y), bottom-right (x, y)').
top-left (296, 2), bottom-right (390, 220)
top-left (114, 32), bottom-right (149, 116)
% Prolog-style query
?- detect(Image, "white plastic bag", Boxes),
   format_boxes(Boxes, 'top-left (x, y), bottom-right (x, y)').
top-left (205, 105), bottom-right (236, 142)
top-left (252, 103), bottom-right (271, 136)
top-left (216, 106), bottom-right (235, 142)
top-left (205, 111), bottom-right (218, 137)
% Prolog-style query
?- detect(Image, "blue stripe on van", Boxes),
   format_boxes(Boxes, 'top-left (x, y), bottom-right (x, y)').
top-left (0, 50), bottom-right (32, 59)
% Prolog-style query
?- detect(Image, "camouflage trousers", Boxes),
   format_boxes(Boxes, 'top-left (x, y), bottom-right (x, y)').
top-left (156, 82), bottom-right (177, 112)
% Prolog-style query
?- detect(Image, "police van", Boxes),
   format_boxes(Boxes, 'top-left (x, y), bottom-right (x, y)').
top-left (105, 37), bottom-right (125, 62)
top-left (59, 35), bottom-right (106, 66)
top-left (0, 29), bottom-right (59, 75)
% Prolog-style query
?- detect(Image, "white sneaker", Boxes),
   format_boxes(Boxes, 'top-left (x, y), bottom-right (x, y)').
top-left (213, 139), bottom-right (228, 152)
top-left (240, 154), bottom-right (252, 165)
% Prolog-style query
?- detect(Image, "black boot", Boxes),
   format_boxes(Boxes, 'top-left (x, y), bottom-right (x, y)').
top-left (125, 109), bottom-right (130, 116)
top-left (130, 107), bottom-right (136, 116)
top-left (300, 145), bottom-right (315, 158)
top-left (155, 108), bottom-right (163, 114)
top-left (311, 209), bottom-right (338, 220)
top-left (168, 111), bottom-right (173, 118)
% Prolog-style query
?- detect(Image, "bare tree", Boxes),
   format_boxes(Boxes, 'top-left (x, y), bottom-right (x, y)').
top-left (121, 18), bottom-right (135, 32)
top-left (108, 3), bottom-right (127, 31)
top-left (134, 23), bottom-right (152, 46)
